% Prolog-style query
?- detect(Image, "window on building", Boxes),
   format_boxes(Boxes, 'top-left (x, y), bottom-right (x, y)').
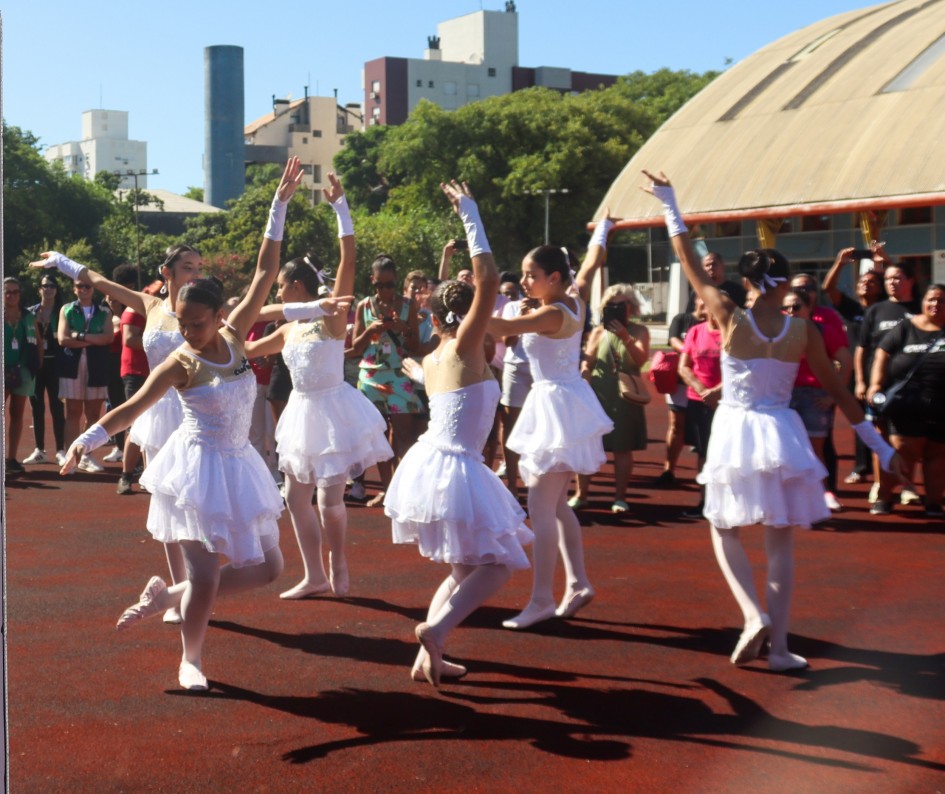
top-left (312, 165), bottom-right (322, 183)
top-left (428, 80), bottom-right (434, 88)
top-left (371, 80), bottom-right (381, 92)
top-left (714, 221), bottom-right (741, 238)
top-left (300, 164), bottom-right (313, 175)
top-left (416, 79), bottom-right (422, 87)
top-left (488, 67), bottom-right (496, 77)
top-left (899, 206), bottom-right (932, 225)
top-left (372, 106), bottom-right (381, 118)
top-left (444, 81), bottom-right (457, 95)
top-left (302, 137), bottom-right (308, 144)
top-left (312, 130), bottom-right (322, 137)
top-left (467, 83), bottom-right (480, 97)
top-left (800, 215), bottom-right (831, 232)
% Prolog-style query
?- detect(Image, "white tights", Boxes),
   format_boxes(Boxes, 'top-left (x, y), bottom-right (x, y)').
top-left (710, 524), bottom-right (795, 656)
top-left (282, 477), bottom-right (348, 595)
top-left (159, 540), bottom-right (284, 668)
top-left (508, 471), bottom-right (592, 623)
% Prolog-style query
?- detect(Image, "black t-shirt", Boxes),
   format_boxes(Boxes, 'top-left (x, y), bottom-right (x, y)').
top-left (668, 311), bottom-right (703, 345)
top-left (878, 320), bottom-right (945, 393)
top-left (859, 299), bottom-right (920, 360)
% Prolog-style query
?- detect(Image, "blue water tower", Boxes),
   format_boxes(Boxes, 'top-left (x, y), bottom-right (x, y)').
top-left (204, 45), bottom-right (245, 208)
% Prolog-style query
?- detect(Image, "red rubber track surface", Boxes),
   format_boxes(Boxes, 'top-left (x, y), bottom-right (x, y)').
top-left (5, 403), bottom-right (944, 792)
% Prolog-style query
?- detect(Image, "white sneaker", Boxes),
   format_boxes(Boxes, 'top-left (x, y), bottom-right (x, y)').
top-left (868, 482), bottom-right (880, 505)
top-left (55, 450), bottom-right (67, 466)
top-left (900, 488), bottom-right (922, 506)
top-left (23, 448), bottom-right (49, 464)
top-left (348, 481), bottom-right (366, 501)
top-left (103, 446), bottom-right (124, 463)
top-left (77, 454), bottom-right (105, 473)
top-left (824, 491), bottom-right (842, 511)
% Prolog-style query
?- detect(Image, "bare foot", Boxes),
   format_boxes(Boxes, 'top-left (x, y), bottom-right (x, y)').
top-left (328, 552), bottom-right (349, 596)
top-left (415, 623), bottom-right (443, 686)
top-left (366, 490), bottom-right (386, 508)
top-left (279, 580), bottom-right (332, 600)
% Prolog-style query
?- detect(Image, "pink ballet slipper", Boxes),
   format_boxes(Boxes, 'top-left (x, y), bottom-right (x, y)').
top-left (555, 587), bottom-right (595, 618)
top-left (730, 614), bottom-right (771, 665)
top-left (279, 580), bottom-right (332, 600)
top-left (415, 623), bottom-right (443, 687)
top-left (116, 576), bottom-right (167, 631)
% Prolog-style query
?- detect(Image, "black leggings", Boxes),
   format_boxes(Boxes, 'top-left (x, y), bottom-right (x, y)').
top-left (29, 358), bottom-right (65, 452)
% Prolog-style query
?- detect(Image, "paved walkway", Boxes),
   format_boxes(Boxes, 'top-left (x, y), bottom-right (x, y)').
top-left (4, 403), bottom-right (944, 792)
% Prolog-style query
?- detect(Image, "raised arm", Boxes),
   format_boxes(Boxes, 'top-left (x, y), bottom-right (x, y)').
top-left (228, 157), bottom-right (304, 339)
top-left (440, 181), bottom-right (499, 360)
top-left (324, 172), bottom-right (356, 337)
top-left (438, 240), bottom-right (459, 281)
top-left (573, 212), bottom-right (615, 303)
top-left (30, 254), bottom-right (150, 316)
top-left (641, 170), bottom-right (735, 330)
top-left (822, 247), bottom-right (856, 307)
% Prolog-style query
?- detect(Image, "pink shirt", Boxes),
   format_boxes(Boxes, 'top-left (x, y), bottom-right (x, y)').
top-left (795, 317), bottom-right (847, 388)
top-left (682, 321), bottom-right (722, 402)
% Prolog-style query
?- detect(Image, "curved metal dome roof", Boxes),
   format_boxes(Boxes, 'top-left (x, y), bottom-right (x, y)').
top-left (599, 0), bottom-right (945, 228)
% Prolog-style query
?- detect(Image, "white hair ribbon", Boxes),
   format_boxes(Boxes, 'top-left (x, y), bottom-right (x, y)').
top-left (445, 311), bottom-right (465, 325)
top-left (756, 274), bottom-right (787, 295)
top-left (304, 256), bottom-right (326, 284)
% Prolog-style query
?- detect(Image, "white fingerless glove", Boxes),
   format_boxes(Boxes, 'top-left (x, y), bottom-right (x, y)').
top-left (283, 300), bottom-right (329, 322)
top-left (264, 195), bottom-right (289, 241)
top-left (589, 218), bottom-right (614, 250)
top-left (42, 252), bottom-right (88, 281)
top-left (852, 420), bottom-right (896, 472)
top-left (651, 185), bottom-right (688, 238)
top-left (332, 195), bottom-right (354, 238)
top-left (74, 423), bottom-right (110, 454)
top-left (457, 196), bottom-right (491, 257)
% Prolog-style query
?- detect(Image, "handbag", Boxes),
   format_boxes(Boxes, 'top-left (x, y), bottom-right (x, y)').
top-left (648, 349), bottom-right (680, 394)
top-left (610, 341), bottom-right (651, 405)
top-left (5, 364), bottom-right (23, 391)
top-left (871, 330), bottom-right (944, 416)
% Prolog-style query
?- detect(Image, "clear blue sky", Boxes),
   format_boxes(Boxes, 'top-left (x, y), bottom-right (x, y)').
top-left (3, 0), bottom-right (872, 195)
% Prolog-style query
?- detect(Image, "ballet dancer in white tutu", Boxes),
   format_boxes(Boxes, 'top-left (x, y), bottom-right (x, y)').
top-left (45, 158), bottom-right (307, 690)
top-left (384, 181), bottom-right (532, 685)
top-left (33, 242), bottom-right (205, 623)
top-left (484, 219), bottom-right (616, 630)
top-left (246, 173), bottom-right (392, 599)
top-left (643, 169), bottom-right (907, 671)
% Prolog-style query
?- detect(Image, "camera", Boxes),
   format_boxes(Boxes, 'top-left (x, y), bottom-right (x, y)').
top-left (452, 238), bottom-right (468, 251)
top-left (850, 249), bottom-right (873, 260)
top-left (601, 302), bottom-right (626, 326)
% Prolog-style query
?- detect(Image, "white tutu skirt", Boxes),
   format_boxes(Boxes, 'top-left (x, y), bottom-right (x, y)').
top-left (140, 432), bottom-right (283, 568)
top-left (698, 404), bottom-right (829, 529)
top-left (385, 441), bottom-right (533, 570)
top-left (275, 382), bottom-right (393, 486)
top-left (129, 390), bottom-right (183, 459)
top-left (507, 379), bottom-right (613, 486)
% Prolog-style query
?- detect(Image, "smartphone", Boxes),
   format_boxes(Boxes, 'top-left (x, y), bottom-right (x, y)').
top-left (850, 249), bottom-right (873, 260)
top-left (452, 238), bottom-right (468, 251)
top-left (601, 302), bottom-right (626, 326)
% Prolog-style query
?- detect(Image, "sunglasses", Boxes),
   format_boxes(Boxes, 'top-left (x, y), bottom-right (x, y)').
top-left (41, 283), bottom-right (57, 290)
top-left (781, 304), bottom-right (802, 313)
top-left (374, 281), bottom-right (396, 290)
top-left (75, 284), bottom-right (92, 291)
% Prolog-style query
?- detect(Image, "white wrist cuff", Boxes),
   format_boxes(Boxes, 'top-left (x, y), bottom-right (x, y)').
top-left (853, 420), bottom-right (896, 472)
top-left (589, 219), bottom-right (613, 250)
top-left (46, 252), bottom-right (88, 281)
top-left (75, 423), bottom-right (110, 453)
top-left (264, 196), bottom-right (289, 241)
top-left (652, 185), bottom-right (688, 238)
top-left (283, 300), bottom-right (328, 322)
top-left (332, 195), bottom-right (354, 238)
top-left (457, 195), bottom-right (491, 257)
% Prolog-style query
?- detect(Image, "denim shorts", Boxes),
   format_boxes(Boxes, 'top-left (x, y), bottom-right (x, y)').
top-left (790, 386), bottom-right (834, 438)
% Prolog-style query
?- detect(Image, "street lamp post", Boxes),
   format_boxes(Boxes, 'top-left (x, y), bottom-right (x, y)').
top-left (113, 168), bottom-right (158, 288)
top-left (526, 188), bottom-right (570, 244)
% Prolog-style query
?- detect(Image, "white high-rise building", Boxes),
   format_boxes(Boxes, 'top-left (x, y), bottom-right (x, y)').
top-left (45, 110), bottom-right (149, 189)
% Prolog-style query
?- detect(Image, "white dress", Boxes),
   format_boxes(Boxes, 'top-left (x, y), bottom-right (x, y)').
top-left (699, 309), bottom-right (829, 529)
top-left (385, 351), bottom-right (532, 570)
top-left (275, 319), bottom-right (393, 486)
top-left (129, 298), bottom-right (184, 458)
top-left (506, 300), bottom-right (613, 485)
top-left (140, 329), bottom-right (283, 567)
